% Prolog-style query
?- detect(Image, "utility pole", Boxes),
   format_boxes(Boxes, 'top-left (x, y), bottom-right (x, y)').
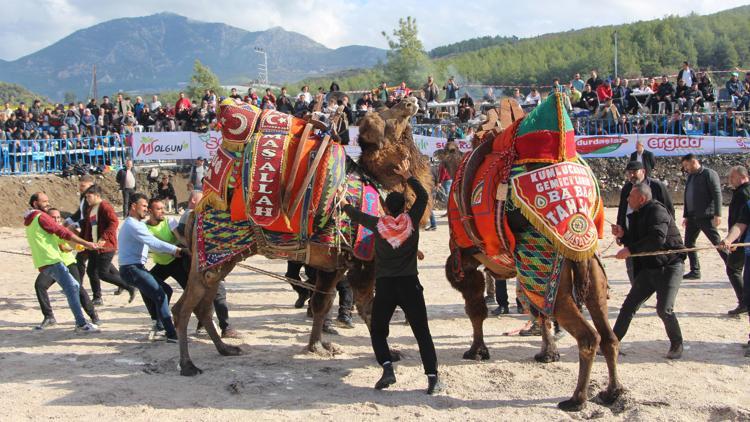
top-left (254, 47), bottom-right (268, 86)
top-left (89, 65), bottom-right (98, 100)
top-left (613, 31), bottom-right (618, 79)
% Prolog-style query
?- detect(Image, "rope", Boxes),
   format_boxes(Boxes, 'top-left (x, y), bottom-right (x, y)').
top-left (0, 249), bottom-right (335, 296)
top-left (235, 262), bottom-right (335, 295)
top-left (601, 242), bottom-right (750, 259)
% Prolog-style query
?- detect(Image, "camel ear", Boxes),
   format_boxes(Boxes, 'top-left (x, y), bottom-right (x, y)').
top-left (358, 112), bottom-right (385, 148)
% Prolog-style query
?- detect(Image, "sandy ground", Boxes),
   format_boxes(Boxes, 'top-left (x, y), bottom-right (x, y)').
top-left (1, 206), bottom-right (749, 421)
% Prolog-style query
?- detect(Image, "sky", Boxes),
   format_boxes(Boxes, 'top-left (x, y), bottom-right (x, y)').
top-left (1, 0), bottom-right (748, 61)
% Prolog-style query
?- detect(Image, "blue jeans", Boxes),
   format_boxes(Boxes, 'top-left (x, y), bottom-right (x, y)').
top-left (40, 262), bottom-right (87, 326)
top-left (429, 211), bottom-right (436, 228)
top-left (121, 264), bottom-right (176, 338)
top-left (442, 180), bottom-right (453, 197)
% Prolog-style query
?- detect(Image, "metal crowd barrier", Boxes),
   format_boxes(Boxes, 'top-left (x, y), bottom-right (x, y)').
top-left (0, 135), bottom-right (130, 176)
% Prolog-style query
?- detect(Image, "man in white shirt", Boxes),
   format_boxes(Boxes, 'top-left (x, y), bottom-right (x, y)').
top-left (150, 95), bottom-right (162, 111)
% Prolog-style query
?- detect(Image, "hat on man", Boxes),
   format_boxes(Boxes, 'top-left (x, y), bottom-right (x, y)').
top-left (625, 161), bottom-right (644, 171)
top-left (732, 72), bottom-right (739, 77)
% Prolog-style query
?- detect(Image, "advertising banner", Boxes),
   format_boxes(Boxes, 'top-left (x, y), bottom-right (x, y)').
top-left (132, 129), bottom-right (750, 162)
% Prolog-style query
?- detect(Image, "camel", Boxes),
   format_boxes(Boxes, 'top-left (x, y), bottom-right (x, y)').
top-left (172, 97), bottom-right (433, 376)
top-left (445, 95), bottom-right (623, 411)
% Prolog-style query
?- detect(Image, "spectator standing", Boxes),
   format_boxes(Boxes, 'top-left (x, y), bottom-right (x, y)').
top-left (190, 157), bottom-right (207, 191)
top-left (156, 174), bottom-right (177, 213)
top-left (677, 61), bottom-right (696, 88)
top-left (724, 166), bottom-right (750, 315)
top-left (298, 85), bottom-right (313, 105)
top-left (423, 76), bottom-right (439, 103)
top-left (150, 95), bottom-right (162, 111)
top-left (572, 73), bottom-right (585, 93)
top-left (175, 92), bottom-right (192, 130)
top-left (116, 159), bottom-right (137, 217)
top-left (133, 97), bottom-right (145, 120)
top-left (681, 154), bottom-right (727, 280)
top-left (586, 70), bottom-right (603, 91)
top-left (443, 77), bottom-right (459, 101)
top-left (276, 87), bottom-right (294, 114)
top-left (629, 141), bottom-right (656, 176)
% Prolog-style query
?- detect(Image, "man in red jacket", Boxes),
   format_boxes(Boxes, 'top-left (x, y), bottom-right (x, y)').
top-left (80, 184), bottom-right (135, 305)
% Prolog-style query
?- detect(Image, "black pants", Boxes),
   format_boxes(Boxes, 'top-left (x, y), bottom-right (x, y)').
top-left (35, 263), bottom-right (97, 320)
top-left (86, 251), bottom-right (131, 299)
top-left (121, 188), bottom-right (134, 217)
top-left (613, 261), bottom-right (684, 346)
top-left (494, 278), bottom-right (522, 309)
top-left (147, 256), bottom-right (231, 330)
top-left (725, 248), bottom-right (746, 307)
top-left (371, 275), bottom-right (437, 375)
top-left (287, 262), bottom-right (353, 317)
top-left (684, 216), bottom-right (727, 272)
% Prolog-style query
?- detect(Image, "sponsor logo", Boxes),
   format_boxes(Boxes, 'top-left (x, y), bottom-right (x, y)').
top-left (735, 137), bottom-right (750, 150)
top-left (575, 136), bottom-right (626, 155)
top-left (135, 136), bottom-right (188, 157)
top-left (197, 132), bottom-right (222, 158)
top-left (646, 136), bottom-right (703, 152)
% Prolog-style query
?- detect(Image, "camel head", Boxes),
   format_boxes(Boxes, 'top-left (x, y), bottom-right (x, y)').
top-left (355, 97), bottom-right (433, 225)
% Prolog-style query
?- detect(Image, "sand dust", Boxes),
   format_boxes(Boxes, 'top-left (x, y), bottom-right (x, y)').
top-left (0, 206), bottom-right (749, 421)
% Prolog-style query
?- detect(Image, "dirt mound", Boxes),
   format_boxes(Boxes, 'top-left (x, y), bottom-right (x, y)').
top-left (0, 170), bottom-right (191, 228)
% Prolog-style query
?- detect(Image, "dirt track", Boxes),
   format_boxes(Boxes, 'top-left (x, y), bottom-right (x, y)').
top-left (0, 206), bottom-right (749, 421)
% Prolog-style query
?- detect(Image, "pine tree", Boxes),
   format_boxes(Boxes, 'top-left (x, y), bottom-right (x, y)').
top-left (186, 60), bottom-right (225, 100)
top-left (382, 17), bottom-right (432, 87)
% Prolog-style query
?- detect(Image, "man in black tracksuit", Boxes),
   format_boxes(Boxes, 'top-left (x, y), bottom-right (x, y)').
top-left (681, 153), bottom-right (726, 280)
top-left (725, 166), bottom-right (750, 315)
top-left (616, 161), bottom-right (674, 284)
top-left (343, 159), bottom-right (440, 394)
top-left (612, 182), bottom-right (686, 359)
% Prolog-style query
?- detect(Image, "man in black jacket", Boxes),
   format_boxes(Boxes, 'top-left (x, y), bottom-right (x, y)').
top-left (343, 158), bottom-right (440, 395)
top-left (612, 183), bottom-right (685, 359)
top-left (629, 141), bottom-right (656, 176)
top-left (681, 153), bottom-right (726, 279)
top-left (617, 161), bottom-right (673, 284)
top-left (725, 166), bottom-right (750, 315)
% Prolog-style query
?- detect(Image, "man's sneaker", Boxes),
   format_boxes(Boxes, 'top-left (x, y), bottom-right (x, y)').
top-left (114, 287), bottom-right (124, 296)
top-left (91, 314), bottom-right (102, 326)
top-left (336, 315), bottom-right (355, 329)
top-left (166, 336), bottom-right (178, 344)
top-left (195, 324), bottom-right (207, 336)
top-left (92, 298), bottom-right (104, 306)
top-left (375, 363), bottom-right (396, 390)
top-left (34, 317), bottom-right (57, 330)
top-left (491, 305), bottom-right (509, 316)
top-left (519, 321), bottom-right (542, 336)
top-left (485, 296), bottom-right (497, 306)
top-left (427, 374), bottom-right (442, 395)
top-left (728, 305), bottom-right (748, 316)
top-left (425, 226), bottom-right (437, 231)
top-left (682, 271), bottom-right (701, 280)
top-left (127, 288), bottom-right (137, 304)
top-left (294, 291), bottom-right (310, 309)
top-left (221, 327), bottom-right (240, 339)
top-left (75, 322), bottom-right (100, 334)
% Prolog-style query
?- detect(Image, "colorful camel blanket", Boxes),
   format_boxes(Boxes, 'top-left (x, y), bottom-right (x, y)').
top-left (513, 222), bottom-right (565, 315)
top-left (510, 160), bottom-right (603, 261)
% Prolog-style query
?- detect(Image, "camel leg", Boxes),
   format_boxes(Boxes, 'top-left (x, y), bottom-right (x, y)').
top-left (306, 269), bottom-right (342, 356)
top-left (584, 258), bottom-right (624, 404)
top-left (554, 262), bottom-right (600, 412)
top-left (445, 250), bottom-right (489, 361)
top-left (195, 281), bottom-right (242, 357)
top-left (535, 315), bottom-right (560, 363)
top-left (173, 269), bottom-right (207, 377)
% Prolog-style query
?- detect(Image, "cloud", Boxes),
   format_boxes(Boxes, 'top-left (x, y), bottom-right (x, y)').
top-left (1, 0), bottom-right (748, 60)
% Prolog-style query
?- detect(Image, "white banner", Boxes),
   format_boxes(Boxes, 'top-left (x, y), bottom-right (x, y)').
top-left (132, 129), bottom-right (750, 161)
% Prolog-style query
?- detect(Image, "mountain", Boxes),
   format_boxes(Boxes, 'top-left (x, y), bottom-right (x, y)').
top-left (0, 13), bottom-right (386, 100)
top-left (0, 82), bottom-right (48, 104)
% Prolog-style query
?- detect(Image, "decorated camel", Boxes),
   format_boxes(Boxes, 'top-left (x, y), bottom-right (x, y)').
top-left (445, 94), bottom-right (623, 411)
top-left (172, 97), bottom-right (433, 376)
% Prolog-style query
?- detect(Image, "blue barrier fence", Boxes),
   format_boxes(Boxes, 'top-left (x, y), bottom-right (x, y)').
top-left (0, 135), bottom-right (130, 176)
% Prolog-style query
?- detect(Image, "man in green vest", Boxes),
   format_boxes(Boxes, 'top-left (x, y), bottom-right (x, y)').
top-left (144, 197), bottom-right (238, 339)
top-left (24, 192), bottom-right (101, 333)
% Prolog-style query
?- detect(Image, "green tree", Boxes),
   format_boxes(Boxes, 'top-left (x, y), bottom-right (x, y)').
top-left (186, 59), bottom-right (226, 100)
top-left (713, 36), bottom-right (739, 69)
top-left (382, 17), bottom-right (432, 87)
top-left (63, 91), bottom-right (76, 104)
